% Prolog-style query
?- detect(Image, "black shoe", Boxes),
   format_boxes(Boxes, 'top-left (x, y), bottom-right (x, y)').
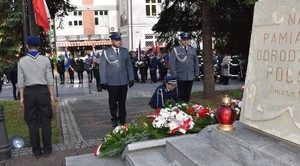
top-left (42, 149), bottom-right (52, 158)
top-left (120, 122), bottom-right (126, 126)
top-left (33, 151), bottom-right (42, 159)
top-left (223, 82), bottom-right (228, 85)
top-left (112, 121), bottom-right (118, 128)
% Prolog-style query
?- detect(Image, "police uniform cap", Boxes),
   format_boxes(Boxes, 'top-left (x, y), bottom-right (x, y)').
top-left (109, 32), bottom-right (122, 39)
top-left (27, 36), bottom-right (41, 46)
top-left (165, 76), bottom-right (177, 85)
top-left (180, 32), bottom-right (191, 40)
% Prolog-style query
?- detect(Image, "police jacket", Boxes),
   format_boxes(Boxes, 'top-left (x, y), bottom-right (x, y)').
top-left (57, 60), bottom-right (65, 73)
top-left (149, 84), bottom-right (179, 109)
top-left (76, 58), bottom-right (84, 72)
top-left (9, 63), bottom-right (18, 84)
top-left (150, 55), bottom-right (158, 70)
top-left (70, 59), bottom-right (77, 71)
top-left (169, 45), bottom-right (199, 81)
top-left (100, 46), bottom-right (134, 86)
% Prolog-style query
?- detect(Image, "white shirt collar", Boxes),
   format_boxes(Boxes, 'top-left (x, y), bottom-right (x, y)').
top-left (111, 46), bottom-right (119, 53)
top-left (180, 44), bottom-right (188, 50)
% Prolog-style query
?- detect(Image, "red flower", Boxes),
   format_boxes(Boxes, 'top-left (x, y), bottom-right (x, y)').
top-left (197, 108), bottom-right (211, 118)
top-left (186, 107), bottom-right (195, 114)
top-left (231, 102), bottom-right (237, 107)
top-left (155, 108), bottom-right (161, 115)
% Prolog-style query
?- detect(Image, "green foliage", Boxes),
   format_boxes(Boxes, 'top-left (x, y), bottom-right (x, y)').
top-left (99, 124), bottom-right (154, 158)
top-left (153, 0), bottom-right (255, 58)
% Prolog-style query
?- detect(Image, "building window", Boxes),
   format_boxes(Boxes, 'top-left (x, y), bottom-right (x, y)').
top-left (94, 10), bottom-right (109, 26)
top-left (145, 34), bottom-right (161, 47)
top-left (145, 0), bottom-right (162, 16)
top-left (68, 11), bottom-right (83, 27)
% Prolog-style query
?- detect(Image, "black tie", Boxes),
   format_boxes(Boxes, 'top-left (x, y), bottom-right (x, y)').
top-left (185, 46), bottom-right (187, 52)
top-left (116, 49), bottom-right (119, 56)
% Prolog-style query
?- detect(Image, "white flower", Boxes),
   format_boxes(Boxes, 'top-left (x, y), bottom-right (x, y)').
top-left (169, 111), bottom-right (177, 118)
top-left (169, 121), bottom-right (179, 130)
top-left (171, 107), bottom-right (178, 111)
top-left (235, 108), bottom-right (240, 114)
top-left (113, 126), bottom-right (121, 134)
top-left (182, 103), bottom-right (187, 107)
top-left (153, 116), bottom-right (167, 128)
top-left (175, 112), bottom-right (184, 121)
top-left (210, 114), bottom-right (215, 119)
top-left (160, 109), bottom-right (170, 118)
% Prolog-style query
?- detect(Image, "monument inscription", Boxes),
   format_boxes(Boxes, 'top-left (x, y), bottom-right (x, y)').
top-left (241, 0), bottom-right (300, 145)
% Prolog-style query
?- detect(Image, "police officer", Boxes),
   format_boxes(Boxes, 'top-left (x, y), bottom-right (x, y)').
top-left (68, 55), bottom-right (76, 84)
top-left (93, 54), bottom-right (101, 92)
top-left (149, 76), bottom-right (179, 109)
top-left (18, 36), bottom-right (54, 158)
top-left (170, 32), bottom-right (199, 102)
top-left (76, 56), bottom-right (84, 84)
top-left (100, 32), bottom-right (134, 127)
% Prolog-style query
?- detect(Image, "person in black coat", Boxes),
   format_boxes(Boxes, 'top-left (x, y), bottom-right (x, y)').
top-left (93, 54), bottom-right (101, 92)
top-left (76, 57), bottom-right (84, 84)
top-left (149, 76), bottom-right (179, 109)
top-left (57, 56), bottom-right (65, 84)
top-left (149, 53), bottom-right (158, 83)
top-left (139, 54), bottom-right (149, 83)
top-left (68, 55), bottom-right (76, 84)
top-left (9, 63), bottom-right (20, 99)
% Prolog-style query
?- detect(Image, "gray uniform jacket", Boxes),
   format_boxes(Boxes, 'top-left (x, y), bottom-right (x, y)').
top-left (169, 45), bottom-right (199, 81)
top-left (100, 46), bottom-right (134, 86)
top-left (18, 54), bottom-right (53, 88)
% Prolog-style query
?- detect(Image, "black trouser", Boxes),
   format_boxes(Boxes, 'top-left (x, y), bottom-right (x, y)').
top-left (133, 68), bottom-right (139, 82)
top-left (68, 70), bottom-right (74, 83)
top-left (94, 76), bottom-right (101, 91)
top-left (12, 83), bottom-right (20, 99)
top-left (177, 80), bottom-right (193, 102)
top-left (59, 72), bottom-right (65, 83)
top-left (107, 85), bottom-right (128, 125)
top-left (150, 69), bottom-right (157, 83)
top-left (86, 70), bottom-right (93, 83)
top-left (77, 71), bottom-right (83, 83)
top-left (24, 85), bottom-right (52, 155)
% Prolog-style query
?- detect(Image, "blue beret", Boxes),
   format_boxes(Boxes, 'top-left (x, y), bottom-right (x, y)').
top-left (27, 36), bottom-right (41, 46)
top-left (109, 32), bottom-right (122, 39)
top-left (180, 32), bottom-right (191, 39)
top-left (165, 76), bottom-right (177, 85)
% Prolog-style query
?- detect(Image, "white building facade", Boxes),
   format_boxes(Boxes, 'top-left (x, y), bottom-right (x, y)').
top-left (118, 0), bottom-right (164, 51)
top-left (54, 0), bottom-right (164, 55)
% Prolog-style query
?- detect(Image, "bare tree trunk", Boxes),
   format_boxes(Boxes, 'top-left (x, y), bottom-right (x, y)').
top-left (202, 0), bottom-right (215, 98)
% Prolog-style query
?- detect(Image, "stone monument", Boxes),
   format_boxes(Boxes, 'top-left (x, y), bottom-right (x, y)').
top-left (241, 0), bottom-right (300, 145)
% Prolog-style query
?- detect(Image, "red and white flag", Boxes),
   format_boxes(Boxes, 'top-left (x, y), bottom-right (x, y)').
top-left (32, 0), bottom-right (50, 33)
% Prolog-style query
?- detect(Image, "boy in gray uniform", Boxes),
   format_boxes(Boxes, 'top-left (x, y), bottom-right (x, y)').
top-left (170, 32), bottom-right (199, 102)
top-left (18, 36), bottom-right (54, 158)
top-left (100, 32), bottom-right (134, 127)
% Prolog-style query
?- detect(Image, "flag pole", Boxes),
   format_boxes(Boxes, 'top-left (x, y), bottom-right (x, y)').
top-left (22, 0), bottom-right (28, 53)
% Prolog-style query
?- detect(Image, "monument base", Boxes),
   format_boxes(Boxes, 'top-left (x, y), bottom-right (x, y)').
top-left (211, 121), bottom-right (300, 166)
